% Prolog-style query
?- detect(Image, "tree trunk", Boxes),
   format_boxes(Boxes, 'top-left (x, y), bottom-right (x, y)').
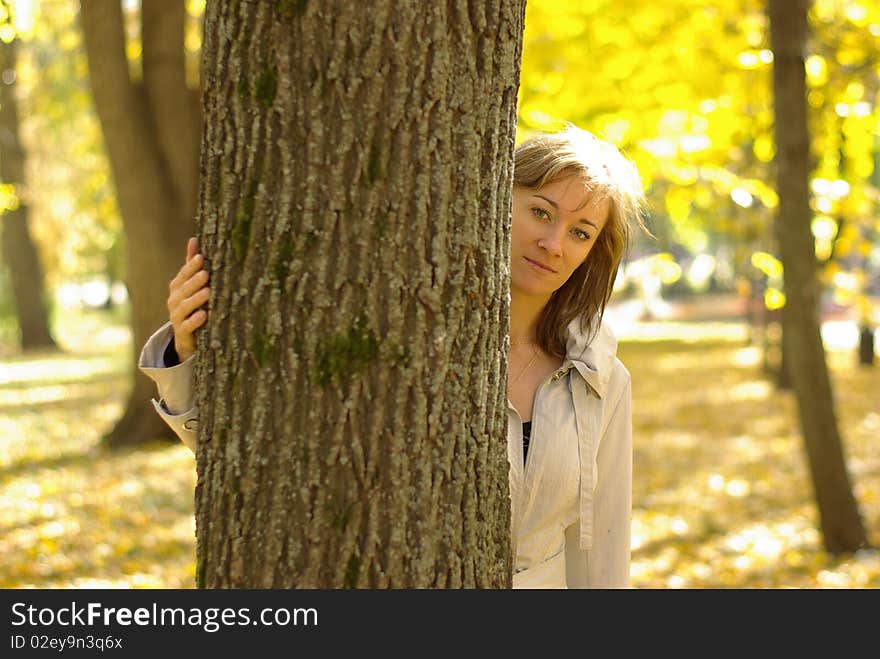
top-left (768, 0), bottom-right (869, 553)
top-left (0, 36), bottom-right (57, 351)
top-left (776, 324), bottom-right (792, 390)
top-left (858, 325), bottom-right (874, 366)
top-left (80, 0), bottom-right (201, 447)
top-left (194, 1), bottom-right (524, 588)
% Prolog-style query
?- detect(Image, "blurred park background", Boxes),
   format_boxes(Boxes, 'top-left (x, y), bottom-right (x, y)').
top-left (1, 0), bottom-right (879, 588)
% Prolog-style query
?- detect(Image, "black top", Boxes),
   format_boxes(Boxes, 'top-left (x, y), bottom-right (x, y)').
top-left (163, 339), bottom-right (181, 367)
top-left (522, 421), bottom-right (532, 463)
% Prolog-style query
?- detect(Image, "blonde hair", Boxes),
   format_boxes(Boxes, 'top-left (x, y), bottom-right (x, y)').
top-left (513, 124), bottom-right (649, 357)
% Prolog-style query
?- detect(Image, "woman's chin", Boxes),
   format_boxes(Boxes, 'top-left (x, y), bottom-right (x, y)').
top-left (510, 279), bottom-right (555, 301)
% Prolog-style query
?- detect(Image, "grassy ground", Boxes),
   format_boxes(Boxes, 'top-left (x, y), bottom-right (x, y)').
top-left (1, 309), bottom-right (877, 588)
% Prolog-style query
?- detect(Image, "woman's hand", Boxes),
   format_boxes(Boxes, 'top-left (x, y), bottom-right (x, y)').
top-left (167, 236), bottom-right (210, 363)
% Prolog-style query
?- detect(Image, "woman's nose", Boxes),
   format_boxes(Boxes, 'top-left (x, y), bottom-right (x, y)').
top-left (537, 228), bottom-right (563, 256)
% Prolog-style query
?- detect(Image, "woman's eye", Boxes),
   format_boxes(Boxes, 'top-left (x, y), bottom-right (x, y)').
top-left (573, 229), bottom-right (591, 241)
top-left (532, 207), bottom-right (550, 220)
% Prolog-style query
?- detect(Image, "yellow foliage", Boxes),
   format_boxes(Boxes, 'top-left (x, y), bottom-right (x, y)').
top-left (0, 183), bottom-right (20, 212)
top-left (665, 188), bottom-right (692, 223)
top-left (805, 55), bottom-right (828, 86)
top-left (815, 238), bottom-right (833, 262)
top-left (653, 253), bottom-right (683, 284)
top-left (752, 134), bottom-right (775, 162)
top-left (750, 251), bottom-right (783, 278)
top-left (811, 215), bottom-right (838, 241)
top-left (186, 0), bottom-right (206, 17)
top-left (764, 287), bottom-right (785, 310)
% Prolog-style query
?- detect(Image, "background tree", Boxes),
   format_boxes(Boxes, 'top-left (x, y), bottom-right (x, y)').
top-left (0, 4), bottom-right (56, 351)
top-left (79, 0), bottom-right (201, 447)
top-left (768, 0), bottom-right (868, 553)
top-left (194, 1), bottom-right (524, 588)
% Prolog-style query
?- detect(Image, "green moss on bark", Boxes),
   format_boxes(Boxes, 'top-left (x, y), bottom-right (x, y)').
top-left (276, 0), bottom-right (307, 17)
top-left (237, 76), bottom-right (249, 99)
top-left (254, 66), bottom-right (277, 107)
top-left (231, 193), bottom-right (256, 262)
top-left (196, 556), bottom-right (206, 588)
top-left (385, 342), bottom-right (411, 367)
top-left (272, 234), bottom-right (295, 285)
top-left (304, 228), bottom-right (320, 250)
top-left (343, 554), bottom-right (360, 588)
top-left (367, 138), bottom-right (385, 183)
top-left (332, 501), bottom-right (355, 532)
top-left (251, 326), bottom-right (278, 367)
top-left (311, 317), bottom-right (378, 387)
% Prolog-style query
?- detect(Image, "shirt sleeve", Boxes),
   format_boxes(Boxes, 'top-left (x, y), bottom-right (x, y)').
top-left (138, 321), bottom-right (196, 414)
top-left (138, 321), bottom-right (199, 454)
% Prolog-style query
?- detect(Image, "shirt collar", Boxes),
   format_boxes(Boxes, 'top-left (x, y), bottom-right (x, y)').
top-left (563, 315), bottom-right (619, 398)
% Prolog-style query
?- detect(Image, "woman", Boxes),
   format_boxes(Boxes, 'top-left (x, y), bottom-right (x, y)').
top-left (139, 124), bottom-right (648, 588)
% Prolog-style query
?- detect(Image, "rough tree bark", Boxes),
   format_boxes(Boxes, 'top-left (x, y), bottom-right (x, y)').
top-left (0, 35), bottom-right (57, 351)
top-left (80, 0), bottom-right (201, 447)
top-left (194, 1), bottom-right (525, 587)
top-left (768, 0), bottom-right (869, 553)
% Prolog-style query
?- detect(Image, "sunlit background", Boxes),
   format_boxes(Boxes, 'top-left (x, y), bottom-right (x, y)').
top-left (0, 0), bottom-right (878, 587)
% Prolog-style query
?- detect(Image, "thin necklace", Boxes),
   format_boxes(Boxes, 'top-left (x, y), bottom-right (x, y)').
top-left (510, 338), bottom-right (537, 346)
top-left (510, 345), bottom-right (540, 385)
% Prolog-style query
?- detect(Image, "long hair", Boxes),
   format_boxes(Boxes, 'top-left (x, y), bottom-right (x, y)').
top-left (513, 124), bottom-right (649, 358)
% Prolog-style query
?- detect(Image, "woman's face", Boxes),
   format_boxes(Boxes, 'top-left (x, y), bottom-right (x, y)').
top-left (510, 176), bottom-right (610, 301)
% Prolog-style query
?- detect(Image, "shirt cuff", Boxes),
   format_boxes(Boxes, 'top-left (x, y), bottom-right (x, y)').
top-left (138, 321), bottom-right (196, 415)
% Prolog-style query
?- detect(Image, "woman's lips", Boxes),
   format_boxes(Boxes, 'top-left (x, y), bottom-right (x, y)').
top-left (524, 256), bottom-right (556, 273)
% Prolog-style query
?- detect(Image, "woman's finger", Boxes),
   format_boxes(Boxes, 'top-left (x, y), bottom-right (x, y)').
top-left (180, 309), bottom-right (207, 334)
top-left (169, 283), bottom-right (208, 324)
top-left (170, 286), bottom-right (209, 326)
top-left (176, 287), bottom-right (211, 321)
top-left (169, 253), bottom-right (204, 293)
top-left (186, 237), bottom-right (197, 262)
top-left (175, 269), bottom-right (209, 302)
